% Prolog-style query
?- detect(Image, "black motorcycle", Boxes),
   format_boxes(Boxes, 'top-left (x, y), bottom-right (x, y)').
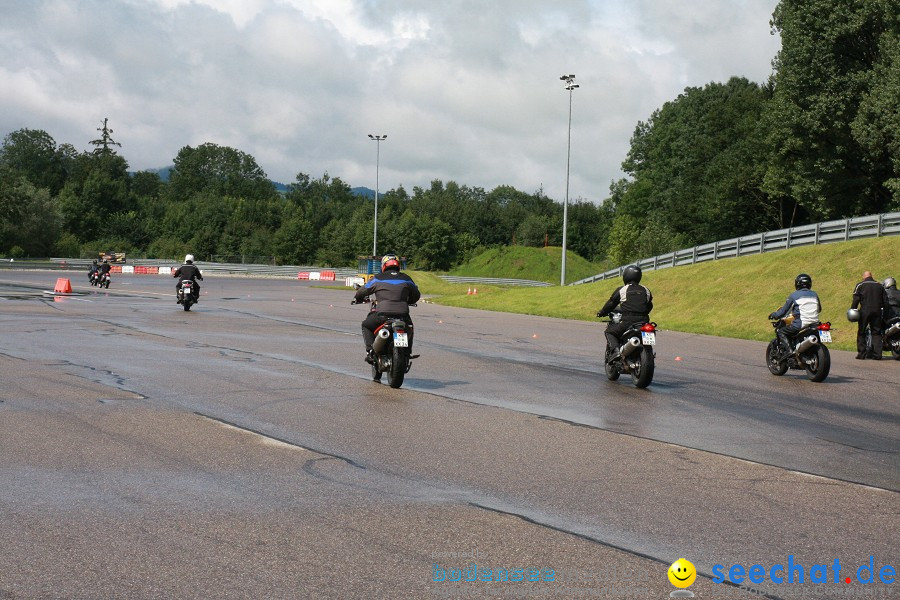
top-left (766, 319), bottom-right (832, 382)
top-left (177, 279), bottom-right (198, 311)
top-left (866, 316), bottom-right (900, 360)
top-left (98, 271), bottom-right (111, 289)
top-left (599, 312), bottom-right (657, 389)
top-left (352, 298), bottom-right (417, 388)
top-left (89, 270), bottom-right (99, 286)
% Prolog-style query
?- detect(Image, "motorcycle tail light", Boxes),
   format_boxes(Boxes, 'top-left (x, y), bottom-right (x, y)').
top-left (640, 323), bottom-right (656, 332)
top-left (395, 328), bottom-right (405, 334)
top-left (817, 323), bottom-right (831, 331)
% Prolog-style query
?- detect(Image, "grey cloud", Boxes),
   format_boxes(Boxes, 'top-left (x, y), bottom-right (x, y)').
top-left (0, 0), bottom-right (780, 201)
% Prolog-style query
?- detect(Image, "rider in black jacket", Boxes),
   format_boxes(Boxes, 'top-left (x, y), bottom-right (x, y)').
top-left (173, 254), bottom-right (203, 301)
top-left (597, 265), bottom-right (653, 361)
top-left (354, 254), bottom-right (420, 363)
top-left (851, 271), bottom-right (886, 359)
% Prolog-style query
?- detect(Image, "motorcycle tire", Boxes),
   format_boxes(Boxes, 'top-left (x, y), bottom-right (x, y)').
top-left (604, 359), bottom-right (620, 381)
top-left (766, 340), bottom-right (788, 376)
top-left (371, 360), bottom-right (382, 382)
top-left (631, 347), bottom-right (655, 389)
top-left (806, 345), bottom-right (830, 382)
top-left (388, 346), bottom-right (407, 389)
top-left (183, 301), bottom-right (191, 311)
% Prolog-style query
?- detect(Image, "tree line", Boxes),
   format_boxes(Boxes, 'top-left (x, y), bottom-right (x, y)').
top-left (1, 0), bottom-right (896, 270)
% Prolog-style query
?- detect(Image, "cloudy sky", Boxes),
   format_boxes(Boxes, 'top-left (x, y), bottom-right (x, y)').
top-left (1, 0), bottom-right (781, 202)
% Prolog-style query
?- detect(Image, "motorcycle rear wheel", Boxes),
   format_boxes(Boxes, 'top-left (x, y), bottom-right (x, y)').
top-left (766, 340), bottom-right (788, 376)
top-left (631, 347), bottom-right (655, 388)
top-left (604, 347), bottom-right (620, 380)
top-left (806, 345), bottom-right (830, 382)
top-left (388, 346), bottom-right (407, 388)
top-left (371, 360), bottom-right (382, 382)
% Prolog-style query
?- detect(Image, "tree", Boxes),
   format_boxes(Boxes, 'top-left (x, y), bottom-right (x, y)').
top-left (618, 78), bottom-right (774, 243)
top-left (0, 129), bottom-right (70, 195)
top-left (169, 143), bottom-right (275, 203)
top-left (763, 0), bottom-right (898, 219)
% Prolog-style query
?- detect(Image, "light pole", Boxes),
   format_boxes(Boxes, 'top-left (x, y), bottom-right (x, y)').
top-left (367, 134), bottom-right (387, 257)
top-left (560, 74), bottom-right (578, 286)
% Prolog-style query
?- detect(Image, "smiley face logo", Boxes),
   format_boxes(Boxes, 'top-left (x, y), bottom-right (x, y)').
top-left (668, 558), bottom-right (696, 588)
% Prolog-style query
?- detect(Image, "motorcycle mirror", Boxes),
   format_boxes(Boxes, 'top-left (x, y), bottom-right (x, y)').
top-left (353, 283), bottom-right (361, 290)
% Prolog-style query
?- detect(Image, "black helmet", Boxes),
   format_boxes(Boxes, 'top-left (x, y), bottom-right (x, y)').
top-left (622, 265), bottom-right (642, 285)
top-left (795, 273), bottom-right (812, 290)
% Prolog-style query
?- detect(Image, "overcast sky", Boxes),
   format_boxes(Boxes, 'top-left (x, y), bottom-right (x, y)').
top-left (0, 0), bottom-right (781, 202)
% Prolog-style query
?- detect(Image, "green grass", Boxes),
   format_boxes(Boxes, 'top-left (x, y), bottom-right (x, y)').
top-left (449, 246), bottom-right (607, 284)
top-left (427, 237), bottom-right (898, 351)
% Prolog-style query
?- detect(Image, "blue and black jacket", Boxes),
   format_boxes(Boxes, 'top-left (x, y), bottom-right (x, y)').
top-left (354, 269), bottom-right (420, 315)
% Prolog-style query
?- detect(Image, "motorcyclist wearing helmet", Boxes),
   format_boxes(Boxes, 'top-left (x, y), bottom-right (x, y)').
top-left (850, 271), bottom-right (885, 359)
top-left (768, 273), bottom-right (821, 356)
top-left (98, 259), bottom-right (112, 277)
top-left (883, 277), bottom-right (900, 321)
top-left (354, 254), bottom-right (420, 364)
top-left (173, 254), bottom-right (203, 302)
top-left (88, 259), bottom-right (99, 282)
top-left (597, 265), bottom-right (653, 360)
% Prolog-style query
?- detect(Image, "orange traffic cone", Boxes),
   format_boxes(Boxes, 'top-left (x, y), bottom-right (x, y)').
top-left (54, 278), bottom-right (72, 294)
top-left (467, 288), bottom-right (472, 295)
top-left (473, 288), bottom-right (477, 295)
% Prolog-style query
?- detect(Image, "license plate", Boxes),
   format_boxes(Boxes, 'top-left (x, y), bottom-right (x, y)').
top-left (641, 332), bottom-right (656, 345)
top-left (818, 330), bottom-right (832, 343)
top-left (394, 332), bottom-right (409, 347)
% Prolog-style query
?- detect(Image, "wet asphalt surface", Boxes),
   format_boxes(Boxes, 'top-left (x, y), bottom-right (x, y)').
top-left (0, 271), bottom-right (897, 600)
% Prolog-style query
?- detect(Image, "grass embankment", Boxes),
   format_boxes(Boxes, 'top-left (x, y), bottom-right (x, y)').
top-left (424, 237), bottom-right (897, 351)
top-left (449, 246), bottom-right (607, 284)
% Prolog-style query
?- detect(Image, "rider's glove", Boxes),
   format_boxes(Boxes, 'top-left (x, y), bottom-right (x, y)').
top-left (768, 312), bottom-right (777, 320)
top-left (597, 311), bottom-right (607, 318)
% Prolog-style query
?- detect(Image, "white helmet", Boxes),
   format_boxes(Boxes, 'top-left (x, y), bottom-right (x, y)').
top-left (184, 254), bottom-right (194, 264)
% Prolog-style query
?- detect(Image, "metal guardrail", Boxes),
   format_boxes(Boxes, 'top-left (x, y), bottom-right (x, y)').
top-left (3, 259), bottom-right (358, 280)
top-left (439, 275), bottom-right (552, 287)
top-left (572, 211), bottom-right (900, 286)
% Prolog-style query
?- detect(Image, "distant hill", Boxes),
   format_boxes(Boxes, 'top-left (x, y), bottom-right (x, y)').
top-left (133, 166), bottom-right (289, 192)
top-left (352, 187), bottom-right (376, 198)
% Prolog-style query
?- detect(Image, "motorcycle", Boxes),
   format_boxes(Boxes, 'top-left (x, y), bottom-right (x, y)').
top-left (98, 271), bottom-right (111, 289)
top-left (599, 312), bottom-right (657, 389)
top-left (867, 316), bottom-right (900, 360)
top-left (177, 279), bottom-right (197, 311)
top-left (89, 270), bottom-right (99, 286)
top-left (351, 297), bottom-right (417, 388)
top-left (765, 318), bottom-right (832, 382)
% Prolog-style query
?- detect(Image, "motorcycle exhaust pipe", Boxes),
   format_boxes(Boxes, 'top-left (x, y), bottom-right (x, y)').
top-left (793, 335), bottom-right (819, 355)
top-left (620, 337), bottom-right (642, 359)
top-left (371, 328), bottom-right (391, 354)
top-left (886, 322), bottom-right (900, 337)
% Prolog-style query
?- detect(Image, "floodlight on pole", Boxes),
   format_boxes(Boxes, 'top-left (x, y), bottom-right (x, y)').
top-left (559, 74), bottom-right (578, 286)
top-left (367, 134), bottom-right (387, 256)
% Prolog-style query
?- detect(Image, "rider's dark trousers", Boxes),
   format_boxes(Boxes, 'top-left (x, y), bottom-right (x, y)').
top-left (857, 311), bottom-right (883, 356)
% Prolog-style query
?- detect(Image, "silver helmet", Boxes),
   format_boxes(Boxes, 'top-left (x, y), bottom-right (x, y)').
top-left (883, 277), bottom-right (896, 289)
top-left (846, 308), bottom-right (861, 322)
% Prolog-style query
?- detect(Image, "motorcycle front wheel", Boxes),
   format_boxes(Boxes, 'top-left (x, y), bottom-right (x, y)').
top-left (805, 345), bottom-right (830, 382)
top-left (631, 347), bottom-right (655, 389)
top-left (388, 346), bottom-right (407, 388)
top-left (766, 340), bottom-right (788, 376)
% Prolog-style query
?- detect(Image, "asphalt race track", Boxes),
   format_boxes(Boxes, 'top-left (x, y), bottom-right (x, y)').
top-left (1, 271), bottom-right (898, 599)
